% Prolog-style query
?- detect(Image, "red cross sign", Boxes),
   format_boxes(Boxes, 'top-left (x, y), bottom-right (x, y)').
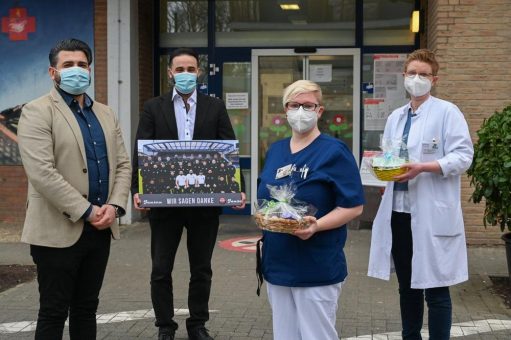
top-left (1, 7), bottom-right (36, 41)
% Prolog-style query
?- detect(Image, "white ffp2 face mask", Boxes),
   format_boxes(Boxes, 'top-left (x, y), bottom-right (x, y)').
top-left (286, 107), bottom-right (318, 133)
top-left (404, 75), bottom-right (432, 97)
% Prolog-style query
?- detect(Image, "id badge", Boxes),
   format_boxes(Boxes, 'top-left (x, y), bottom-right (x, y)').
top-left (421, 142), bottom-right (439, 155)
top-left (276, 164), bottom-right (293, 179)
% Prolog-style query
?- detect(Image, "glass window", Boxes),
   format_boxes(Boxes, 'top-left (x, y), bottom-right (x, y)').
top-left (361, 52), bottom-right (412, 152)
top-left (257, 56), bottom-right (302, 169)
top-left (361, 53), bottom-right (382, 152)
top-left (215, 0), bottom-right (356, 47)
top-left (159, 0), bottom-right (208, 47)
top-left (363, 0), bottom-right (415, 45)
top-left (222, 62), bottom-right (251, 156)
top-left (309, 55), bottom-right (354, 150)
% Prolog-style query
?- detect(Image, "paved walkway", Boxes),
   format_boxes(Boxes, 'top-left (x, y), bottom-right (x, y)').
top-left (1, 216), bottom-right (510, 339)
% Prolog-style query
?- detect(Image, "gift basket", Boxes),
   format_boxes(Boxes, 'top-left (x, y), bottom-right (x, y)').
top-left (254, 184), bottom-right (317, 233)
top-left (366, 139), bottom-right (408, 181)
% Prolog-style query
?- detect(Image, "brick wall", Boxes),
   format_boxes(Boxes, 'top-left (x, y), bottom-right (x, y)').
top-left (0, 166), bottom-right (27, 234)
top-left (427, 0), bottom-right (511, 244)
top-left (94, 0), bottom-right (108, 105)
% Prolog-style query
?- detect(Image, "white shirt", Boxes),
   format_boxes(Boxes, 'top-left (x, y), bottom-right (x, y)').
top-left (172, 88), bottom-right (197, 141)
top-left (186, 173), bottom-right (197, 185)
top-left (197, 174), bottom-right (206, 184)
top-left (176, 175), bottom-right (187, 186)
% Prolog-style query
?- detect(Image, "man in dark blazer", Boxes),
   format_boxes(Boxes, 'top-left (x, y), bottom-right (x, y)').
top-left (132, 48), bottom-right (245, 340)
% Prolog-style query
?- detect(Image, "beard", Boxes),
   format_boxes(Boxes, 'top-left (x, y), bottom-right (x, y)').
top-left (53, 71), bottom-right (61, 88)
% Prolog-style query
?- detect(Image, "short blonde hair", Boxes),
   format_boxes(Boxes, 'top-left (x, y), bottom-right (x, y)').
top-left (282, 80), bottom-right (322, 108)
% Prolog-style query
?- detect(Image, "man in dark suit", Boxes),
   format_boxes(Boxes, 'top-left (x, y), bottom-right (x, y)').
top-left (132, 48), bottom-right (245, 340)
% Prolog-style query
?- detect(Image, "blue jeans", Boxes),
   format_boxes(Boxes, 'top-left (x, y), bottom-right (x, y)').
top-left (391, 211), bottom-right (452, 340)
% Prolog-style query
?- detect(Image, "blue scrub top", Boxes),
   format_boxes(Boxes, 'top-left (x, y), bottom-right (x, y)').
top-left (257, 134), bottom-right (365, 287)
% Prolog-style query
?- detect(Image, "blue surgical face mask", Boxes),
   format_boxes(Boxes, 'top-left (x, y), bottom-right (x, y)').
top-left (56, 66), bottom-right (91, 95)
top-left (173, 72), bottom-right (197, 94)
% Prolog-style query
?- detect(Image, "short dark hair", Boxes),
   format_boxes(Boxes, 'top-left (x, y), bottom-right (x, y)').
top-left (168, 48), bottom-right (199, 68)
top-left (49, 38), bottom-right (93, 67)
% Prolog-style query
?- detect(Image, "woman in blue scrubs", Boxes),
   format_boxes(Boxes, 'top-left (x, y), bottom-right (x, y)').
top-left (257, 80), bottom-right (365, 340)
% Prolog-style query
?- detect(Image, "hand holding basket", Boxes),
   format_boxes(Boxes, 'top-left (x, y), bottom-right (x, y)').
top-left (254, 184), bottom-right (317, 234)
top-left (366, 139), bottom-right (409, 182)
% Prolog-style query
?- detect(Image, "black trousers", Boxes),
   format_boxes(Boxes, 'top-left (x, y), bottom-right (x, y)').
top-left (30, 228), bottom-right (111, 340)
top-left (391, 211), bottom-right (452, 340)
top-left (149, 208), bottom-right (219, 332)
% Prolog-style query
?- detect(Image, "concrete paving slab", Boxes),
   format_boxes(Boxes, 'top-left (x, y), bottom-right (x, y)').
top-left (0, 216), bottom-right (510, 339)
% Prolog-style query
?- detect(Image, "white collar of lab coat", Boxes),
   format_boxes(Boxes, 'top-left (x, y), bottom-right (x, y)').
top-left (403, 95), bottom-right (434, 117)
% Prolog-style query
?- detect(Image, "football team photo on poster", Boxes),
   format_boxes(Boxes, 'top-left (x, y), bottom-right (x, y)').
top-left (137, 140), bottom-right (243, 207)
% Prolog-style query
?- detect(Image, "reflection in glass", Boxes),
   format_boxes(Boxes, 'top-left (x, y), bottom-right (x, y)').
top-left (363, 0), bottom-right (415, 45)
top-left (159, 0), bottom-right (208, 47)
top-left (216, 1), bottom-right (260, 32)
top-left (309, 55), bottom-right (354, 150)
top-left (215, 0), bottom-right (356, 47)
top-left (160, 0), bottom-right (207, 33)
top-left (217, 0), bottom-right (355, 30)
top-left (258, 56), bottom-right (303, 170)
top-left (222, 62), bottom-right (251, 155)
top-left (362, 53), bottom-right (385, 152)
top-left (159, 0), bottom-right (416, 47)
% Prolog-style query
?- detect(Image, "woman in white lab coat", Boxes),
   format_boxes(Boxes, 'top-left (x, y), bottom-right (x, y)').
top-left (368, 49), bottom-right (473, 340)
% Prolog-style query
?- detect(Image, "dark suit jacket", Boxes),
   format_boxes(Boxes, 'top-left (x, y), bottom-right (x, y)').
top-left (132, 89), bottom-right (244, 217)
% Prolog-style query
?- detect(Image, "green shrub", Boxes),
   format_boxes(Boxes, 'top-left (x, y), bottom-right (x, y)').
top-left (467, 105), bottom-right (511, 231)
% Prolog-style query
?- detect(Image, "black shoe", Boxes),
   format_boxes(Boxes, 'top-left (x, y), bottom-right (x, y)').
top-left (188, 326), bottom-right (213, 340)
top-left (158, 327), bottom-right (175, 340)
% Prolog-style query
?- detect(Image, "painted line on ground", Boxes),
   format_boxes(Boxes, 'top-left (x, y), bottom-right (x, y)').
top-left (343, 319), bottom-right (511, 339)
top-left (0, 308), bottom-right (218, 334)
top-left (1, 312), bottom-right (510, 337)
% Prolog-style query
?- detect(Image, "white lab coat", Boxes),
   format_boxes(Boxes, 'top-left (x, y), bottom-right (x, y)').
top-left (367, 96), bottom-right (474, 289)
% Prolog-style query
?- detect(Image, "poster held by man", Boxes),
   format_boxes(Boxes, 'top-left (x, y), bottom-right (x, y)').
top-left (137, 139), bottom-right (243, 207)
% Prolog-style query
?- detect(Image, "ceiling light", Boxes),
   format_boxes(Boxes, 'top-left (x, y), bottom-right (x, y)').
top-left (280, 3), bottom-right (300, 10)
top-left (410, 10), bottom-right (420, 33)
